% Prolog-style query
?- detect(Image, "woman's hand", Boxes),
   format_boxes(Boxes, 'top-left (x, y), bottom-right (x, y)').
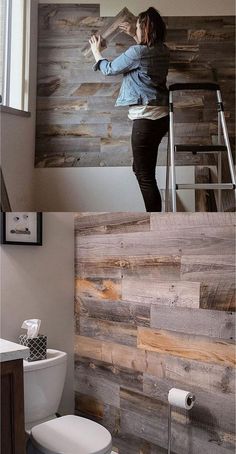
top-left (89, 35), bottom-right (107, 62)
top-left (89, 35), bottom-right (103, 53)
top-left (119, 21), bottom-right (136, 37)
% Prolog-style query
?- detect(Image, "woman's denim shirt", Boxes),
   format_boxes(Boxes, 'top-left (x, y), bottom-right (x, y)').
top-left (93, 43), bottom-right (170, 107)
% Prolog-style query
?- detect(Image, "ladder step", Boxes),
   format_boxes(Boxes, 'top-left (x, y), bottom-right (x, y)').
top-left (169, 83), bottom-right (220, 91)
top-left (175, 145), bottom-right (227, 153)
top-left (176, 183), bottom-right (235, 190)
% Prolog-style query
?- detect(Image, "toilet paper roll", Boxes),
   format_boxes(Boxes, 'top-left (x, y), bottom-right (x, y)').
top-left (168, 388), bottom-right (195, 410)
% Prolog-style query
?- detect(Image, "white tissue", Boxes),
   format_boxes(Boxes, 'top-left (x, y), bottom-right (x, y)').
top-left (168, 388), bottom-right (195, 410)
top-left (21, 319), bottom-right (41, 338)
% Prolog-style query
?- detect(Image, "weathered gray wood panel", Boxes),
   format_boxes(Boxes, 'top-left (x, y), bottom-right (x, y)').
top-left (77, 297), bottom-right (150, 327)
top-left (150, 306), bottom-right (235, 339)
top-left (122, 278), bottom-right (200, 308)
top-left (36, 7), bottom-right (235, 181)
top-left (74, 212), bottom-right (236, 453)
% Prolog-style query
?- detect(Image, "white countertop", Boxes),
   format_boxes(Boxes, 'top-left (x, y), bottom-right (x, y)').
top-left (0, 338), bottom-right (29, 362)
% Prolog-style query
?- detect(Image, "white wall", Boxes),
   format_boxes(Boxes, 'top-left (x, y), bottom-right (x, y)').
top-left (39, 0), bottom-right (235, 16)
top-left (0, 212), bottom-right (75, 415)
top-left (35, 166), bottom-right (195, 211)
top-left (0, 0), bottom-right (38, 211)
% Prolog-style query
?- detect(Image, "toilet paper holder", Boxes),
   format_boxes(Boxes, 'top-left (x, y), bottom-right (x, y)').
top-left (167, 388), bottom-right (196, 454)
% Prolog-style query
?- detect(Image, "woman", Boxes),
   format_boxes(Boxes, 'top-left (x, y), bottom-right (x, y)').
top-left (89, 7), bottom-right (170, 212)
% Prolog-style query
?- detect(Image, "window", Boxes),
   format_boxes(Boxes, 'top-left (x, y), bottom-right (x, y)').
top-left (0, 0), bottom-right (31, 111)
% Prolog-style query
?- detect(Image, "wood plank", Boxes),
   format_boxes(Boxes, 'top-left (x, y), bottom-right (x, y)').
top-left (150, 306), bottom-right (235, 340)
top-left (36, 110), bottom-right (112, 125)
top-left (122, 278), bottom-right (200, 308)
top-left (75, 278), bottom-right (121, 300)
top-left (181, 255), bottom-right (235, 281)
top-left (35, 152), bottom-right (102, 168)
top-left (75, 392), bottom-right (104, 420)
top-left (137, 327), bottom-right (235, 366)
top-left (76, 297), bottom-right (150, 327)
top-left (79, 317), bottom-right (137, 347)
top-left (82, 7), bottom-right (136, 56)
top-left (36, 123), bottom-right (110, 139)
top-left (75, 335), bottom-right (147, 372)
top-left (195, 166), bottom-right (217, 212)
top-left (150, 213), bottom-right (235, 229)
top-left (75, 227), bottom-right (234, 258)
top-left (113, 433), bottom-right (166, 454)
top-left (75, 355), bottom-right (143, 392)
top-left (75, 255), bottom-right (181, 279)
top-left (38, 4), bottom-right (100, 33)
top-left (200, 281), bottom-right (235, 312)
top-left (74, 212), bottom-right (150, 235)
top-left (75, 368), bottom-right (120, 407)
top-left (74, 335), bottom-right (235, 395)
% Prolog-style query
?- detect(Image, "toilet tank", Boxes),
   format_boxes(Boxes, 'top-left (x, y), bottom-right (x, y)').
top-left (23, 349), bottom-right (67, 426)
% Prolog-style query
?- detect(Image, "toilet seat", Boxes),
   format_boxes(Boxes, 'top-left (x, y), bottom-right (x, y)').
top-left (30, 415), bottom-right (112, 454)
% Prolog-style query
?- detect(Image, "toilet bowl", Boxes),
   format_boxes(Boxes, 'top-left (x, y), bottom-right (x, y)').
top-left (23, 349), bottom-right (113, 454)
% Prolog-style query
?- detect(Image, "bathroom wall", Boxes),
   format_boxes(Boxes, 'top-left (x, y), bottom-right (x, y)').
top-left (74, 212), bottom-right (236, 453)
top-left (1, 212), bottom-right (75, 415)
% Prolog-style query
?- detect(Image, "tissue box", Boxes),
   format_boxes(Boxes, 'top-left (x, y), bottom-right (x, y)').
top-left (19, 334), bottom-right (47, 361)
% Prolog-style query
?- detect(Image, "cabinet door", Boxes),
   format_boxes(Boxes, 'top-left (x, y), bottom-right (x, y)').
top-left (1, 359), bottom-right (26, 454)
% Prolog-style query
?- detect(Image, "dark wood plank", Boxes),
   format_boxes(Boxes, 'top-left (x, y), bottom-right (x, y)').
top-left (75, 355), bottom-right (143, 392)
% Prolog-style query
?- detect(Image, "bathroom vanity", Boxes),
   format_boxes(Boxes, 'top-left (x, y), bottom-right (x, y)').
top-left (0, 338), bottom-right (29, 454)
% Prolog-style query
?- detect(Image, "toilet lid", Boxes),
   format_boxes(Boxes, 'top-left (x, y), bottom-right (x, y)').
top-left (31, 415), bottom-right (112, 454)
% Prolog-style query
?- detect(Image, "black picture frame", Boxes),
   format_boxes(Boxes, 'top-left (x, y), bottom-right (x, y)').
top-left (1, 213), bottom-right (43, 245)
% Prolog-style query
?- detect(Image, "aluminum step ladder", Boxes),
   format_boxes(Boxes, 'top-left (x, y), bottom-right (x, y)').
top-left (167, 82), bottom-right (236, 212)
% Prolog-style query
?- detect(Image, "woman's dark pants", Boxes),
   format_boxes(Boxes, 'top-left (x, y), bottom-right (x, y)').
top-left (131, 115), bottom-right (169, 212)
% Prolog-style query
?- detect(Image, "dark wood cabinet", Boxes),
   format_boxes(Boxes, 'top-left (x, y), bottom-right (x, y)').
top-left (1, 359), bottom-right (26, 454)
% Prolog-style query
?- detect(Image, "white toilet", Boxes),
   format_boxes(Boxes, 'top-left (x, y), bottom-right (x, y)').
top-left (23, 349), bottom-right (113, 454)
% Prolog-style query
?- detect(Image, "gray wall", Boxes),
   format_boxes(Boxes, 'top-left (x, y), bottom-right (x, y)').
top-left (1, 212), bottom-right (75, 415)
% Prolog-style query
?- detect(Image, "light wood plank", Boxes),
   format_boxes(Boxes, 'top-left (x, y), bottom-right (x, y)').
top-left (150, 213), bottom-right (235, 230)
top-left (137, 327), bottom-right (235, 366)
top-left (122, 278), bottom-right (200, 308)
top-left (74, 212), bottom-right (150, 235)
top-left (75, 227), bottom-right (234, 258)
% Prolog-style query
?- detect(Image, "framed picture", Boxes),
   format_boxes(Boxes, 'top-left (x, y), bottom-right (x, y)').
top-left (1, 213), bottom-right (43, 245)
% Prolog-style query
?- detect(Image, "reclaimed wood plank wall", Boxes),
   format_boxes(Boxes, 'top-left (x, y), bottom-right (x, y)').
top-left (74, 212), bottom-right (236, 454)
top-left (36, 5), bottom-right (235, 175)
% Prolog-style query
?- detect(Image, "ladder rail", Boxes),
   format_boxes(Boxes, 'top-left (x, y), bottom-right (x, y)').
top-left (166, 84), bottom-right (236, 212)
top-left (217, 111), bottom-right (222, 211)
top-left (169, 91), bottom-right (177, 212)
top-left (164, 130), bottom-right (170, 212)
top-left (216, 90), bottom-right (236, 195)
